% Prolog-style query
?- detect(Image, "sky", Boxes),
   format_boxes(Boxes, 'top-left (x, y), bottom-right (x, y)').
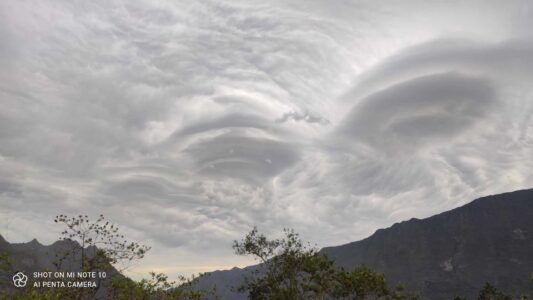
top-left (1, 0), bottom-right (533, 279)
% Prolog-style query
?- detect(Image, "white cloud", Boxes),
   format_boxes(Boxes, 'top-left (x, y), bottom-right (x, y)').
top-left (1, 0), bottom-right (533, 279)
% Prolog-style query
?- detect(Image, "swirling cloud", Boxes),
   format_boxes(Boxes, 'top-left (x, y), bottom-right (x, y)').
top-left (339, 72), bottom-right (496, 152)
top-left (1, 0), bottom-right (533, 280)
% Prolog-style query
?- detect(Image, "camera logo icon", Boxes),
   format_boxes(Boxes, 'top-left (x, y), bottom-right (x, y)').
top-left (13, 272), bottom-right (28, 288)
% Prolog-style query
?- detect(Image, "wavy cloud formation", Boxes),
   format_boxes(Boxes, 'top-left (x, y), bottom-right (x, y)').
top-left (1, 0), bottom-right (533, 277)
top-left (340, 72), bottom-right (496, 152)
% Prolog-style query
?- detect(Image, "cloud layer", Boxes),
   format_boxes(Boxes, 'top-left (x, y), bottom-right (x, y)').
top-left (1, 0), bottom-right (533, 277)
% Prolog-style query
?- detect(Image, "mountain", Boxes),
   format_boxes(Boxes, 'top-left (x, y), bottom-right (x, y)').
top-left (1, 189), bottom-right (532, 298)
top-left (195, 189), bottom-right (533, 299)
top-left (1, 235), bottom-right (79, 291)
top-left (0, 235), bottom-right (120, 297)
top-left (323, 189), bottom-right (533, 299)
top-left (0, 235), bottom-right (83, 272)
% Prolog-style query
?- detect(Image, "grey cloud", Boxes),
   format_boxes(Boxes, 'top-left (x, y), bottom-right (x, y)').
top-left (172, 114), bottom-right (278, 138)
top-left (280, 37), bottom-right (533, 248)
top-left (339, 72), bottom-right (496, 151)
top-left (3, 0), bottom-right (351, 258)
top-left (3, 0), bottom-right (533, 279)
top-left (276, 111), bottom-right (330, 125)
top-left (0, 179), bottom-right (20, 197)
top-left (99, 173), bottom-right (274, 249)
top-left (185, 133), bottom-right (299, 182)
top-left (105, 177), bottom-right (185, 205)
top-left (346, 39), bottom-right (533, 102)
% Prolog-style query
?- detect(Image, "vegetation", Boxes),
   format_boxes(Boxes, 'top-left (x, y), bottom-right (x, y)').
top-left (233, 227), bottom-right (418, 299)
top-left (53, 214), bottom-right (150, 272)
top-left (104, 271), bottom-right (209, 300)
top-left (1, 216), bottom-right (531, 299)
top-left (0, 214), bottom-right (210, 300)
top-left (453, 281), bottom-right (533, 300)
top-left (476, 283), bottom-right (512, 300)
top-left (0, 252), bottom-right (11, 271)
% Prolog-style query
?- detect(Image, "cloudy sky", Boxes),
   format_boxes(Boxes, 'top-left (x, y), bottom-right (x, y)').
top-left (1, 0), bottom-right (533, 278)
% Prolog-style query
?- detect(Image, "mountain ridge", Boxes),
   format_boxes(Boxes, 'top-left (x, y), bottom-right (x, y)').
top-left (1, 189), bottom-right (532, 299)
top-left (322, 188), bottom-right (533, 298)
top-left (195, 188), bottom-right (533, 299)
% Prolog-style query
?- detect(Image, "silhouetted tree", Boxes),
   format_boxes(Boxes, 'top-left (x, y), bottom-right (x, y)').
top-left (477, 283), bottom-right (512, 300)
top-left (54, 214), bottom-right (150, 272)
top-left (1, 215), bottom-right (210, 300)
top-left (106, 271), bottom-right (211, 300)
top-left (233, 227), bottom-right (417, 300)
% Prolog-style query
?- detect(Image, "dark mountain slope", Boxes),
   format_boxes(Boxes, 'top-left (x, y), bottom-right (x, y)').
top-left (0, 235), bottom-right (83, 272)
top-left (1, 189), bottom-right (532, 299)
top-left (195, 189), bottom-right (533, 299)
top-left (0, 235), bottom-right (121, 296)
top-left (322, 188), bottom-right (533, 299)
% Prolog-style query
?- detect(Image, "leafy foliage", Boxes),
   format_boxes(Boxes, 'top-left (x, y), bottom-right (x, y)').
top-left (53, 214), bottom-right (150, 271)
top-left (0, 272), bottom-right (211, 300)
top-left (0, 252), bottom-right (12, 271)
top-left (0, 214), bottom-right (209, 300)
top-left (106, 272), bottom-right (212, 300)
top-left (233, 227), bottom-right (418, 300)
top-left (3, 218), bottom-right (531, 299)
top-left (477, 283), bottom-right (512, 300)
